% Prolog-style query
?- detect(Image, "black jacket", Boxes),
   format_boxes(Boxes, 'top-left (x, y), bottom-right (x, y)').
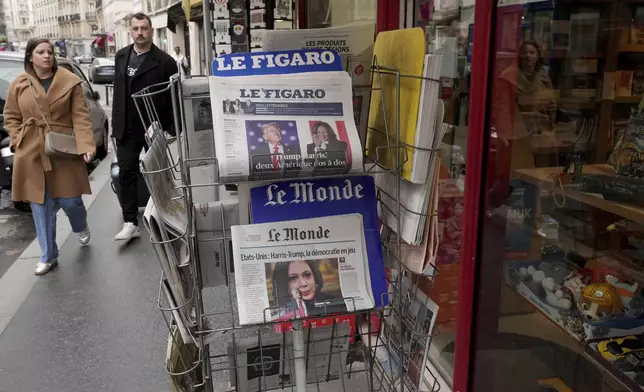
top-left (111, 44), bottom-right (178, 141)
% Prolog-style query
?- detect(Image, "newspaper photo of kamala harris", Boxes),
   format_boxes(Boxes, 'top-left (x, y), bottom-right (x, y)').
top-left (305, 121), bottom-right (351, 173)
top-left (266, 259), bottom-right (347, 321)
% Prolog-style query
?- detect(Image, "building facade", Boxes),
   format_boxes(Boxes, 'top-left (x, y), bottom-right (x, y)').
top-left (6, 0), bottom-right (34, 49)
top-left (33, 0), bottom-right (59, 40)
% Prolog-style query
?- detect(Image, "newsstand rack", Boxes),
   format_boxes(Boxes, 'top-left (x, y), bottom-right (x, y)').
top-left (132, 57), bottom-right (445, 392)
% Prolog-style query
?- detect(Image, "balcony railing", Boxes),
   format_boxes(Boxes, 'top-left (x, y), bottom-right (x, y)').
top-left (85, 12), bottom-right (96, 20)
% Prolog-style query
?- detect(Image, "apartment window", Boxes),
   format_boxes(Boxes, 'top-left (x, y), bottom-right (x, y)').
top-left (157, 28), bottom-right (167, 52)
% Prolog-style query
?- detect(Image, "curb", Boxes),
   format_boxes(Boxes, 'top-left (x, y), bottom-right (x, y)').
top-left (0, 150), bottom-right (116, 336)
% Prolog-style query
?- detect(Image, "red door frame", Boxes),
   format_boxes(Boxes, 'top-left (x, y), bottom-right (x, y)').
top-left (376, 0), bottom-right (400, 32)
top-left (453, 0), bottom-right (496, 391)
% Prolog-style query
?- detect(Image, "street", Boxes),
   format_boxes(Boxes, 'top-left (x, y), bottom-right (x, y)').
top-left (0, 65), bottom-right (112, 280)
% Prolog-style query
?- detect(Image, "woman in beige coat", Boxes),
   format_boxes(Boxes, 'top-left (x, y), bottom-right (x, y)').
top-left (3, 38), bottom-right (96, 275)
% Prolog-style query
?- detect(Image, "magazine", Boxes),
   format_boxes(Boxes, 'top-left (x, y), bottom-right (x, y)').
top-left (262, 22), bottom-right (375, 86)
top-left (248, 176), bottom-right (387, 308)
top-left (209, 50), bottom-right (363, 183)
top-left (362, 269), bottom-right (439, 392)
top-left (231, 214), bottom-right (375, 325)
top-left (227, 323), bottom-right (350, 392)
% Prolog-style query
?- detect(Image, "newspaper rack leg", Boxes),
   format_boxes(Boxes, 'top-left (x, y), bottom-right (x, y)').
top-left (132, 60), bottom-right (446, 391)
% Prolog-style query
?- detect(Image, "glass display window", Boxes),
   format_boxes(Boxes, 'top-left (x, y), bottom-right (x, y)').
top-left (468, 0), bottom-right (644, 391)
top-left (300, 0), bottom-right (377, 29)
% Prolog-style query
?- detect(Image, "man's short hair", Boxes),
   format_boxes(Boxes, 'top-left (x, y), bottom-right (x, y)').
top-left (130, 12), bottom-right (152, 27)
top-left (261, 122), bottom-right (281, 135)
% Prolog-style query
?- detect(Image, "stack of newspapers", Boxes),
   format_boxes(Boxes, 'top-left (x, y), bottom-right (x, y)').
top-left (204, 49), bottom-right (382, 328)
top-left (209, 53), bottom-right (364, 183)
top-left (139, 127), bottom-right (193, 344)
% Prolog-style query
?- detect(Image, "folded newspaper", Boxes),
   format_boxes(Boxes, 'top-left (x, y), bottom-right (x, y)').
top-left (209, 70), bottom-right (364, 183)
top-left (231, 214), bottom-right (375, 325)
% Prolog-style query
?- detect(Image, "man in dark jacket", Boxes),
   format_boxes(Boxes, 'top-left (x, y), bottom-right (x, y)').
top-left (112, 12), bottom-right (178, 241)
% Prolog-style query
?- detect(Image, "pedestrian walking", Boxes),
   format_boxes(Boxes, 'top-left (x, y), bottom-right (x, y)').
top-left (172, 46), bottom-right (190, 77)
top-left (3, 38), bottom-right (96, 275)
top-left (111, 12), bottom-right (178, 241)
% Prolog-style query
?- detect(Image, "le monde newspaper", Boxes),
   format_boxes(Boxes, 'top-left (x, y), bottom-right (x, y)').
top-left (232, 214), bottom-right (375, 326)
top-left (209, 49), bottom-right (363, 182)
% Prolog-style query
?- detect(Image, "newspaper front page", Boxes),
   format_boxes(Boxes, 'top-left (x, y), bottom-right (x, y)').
top-left (261, 23), bottom-right (375, 145)
top-left (210, 71), bottom-right (364, 183)
top-left (231, 214), bottom-right (375, 325)
top-left (262, 22), bottom-right (375, 86)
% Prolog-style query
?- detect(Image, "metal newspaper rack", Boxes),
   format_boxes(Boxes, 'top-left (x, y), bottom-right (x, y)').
top-left (132, 58), bottom-right (446, 392)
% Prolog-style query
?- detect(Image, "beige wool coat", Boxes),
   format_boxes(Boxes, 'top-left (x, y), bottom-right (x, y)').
top-left (3, 67), bottom-right (96, 204)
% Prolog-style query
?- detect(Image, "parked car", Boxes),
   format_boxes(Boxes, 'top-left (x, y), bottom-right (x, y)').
top-left (0, 52), bottom-right (110, 211)
top-left (88, 57), bottom-right (115, 84)
top-left (73, 54), bottom-right (94, 64)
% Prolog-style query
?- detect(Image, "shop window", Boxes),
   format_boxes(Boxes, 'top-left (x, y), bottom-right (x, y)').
top-left (302, 0), bottom-right (376, 29)
top-left (467, 0), bottom-right (644, 391)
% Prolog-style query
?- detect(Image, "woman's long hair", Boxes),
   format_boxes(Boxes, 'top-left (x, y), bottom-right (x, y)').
top-left (24, 38), bottom-right (58, 77)
top-left (311, 121), bottom-right (339, 143)
top-left (271, 260), bottom-right (324, 307)
top-left (518, 40), bottom-right (543, 75)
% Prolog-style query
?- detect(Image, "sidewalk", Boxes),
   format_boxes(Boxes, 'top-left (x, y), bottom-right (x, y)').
top-left (0, 154), bottom-right (170, 392)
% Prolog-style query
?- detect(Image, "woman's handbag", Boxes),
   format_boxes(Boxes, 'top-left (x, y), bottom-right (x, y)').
top-left (27, 81), bottom-right (78, 158)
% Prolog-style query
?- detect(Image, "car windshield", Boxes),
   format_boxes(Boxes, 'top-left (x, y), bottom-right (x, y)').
top-left (0, 59), bottom-right (24, 114)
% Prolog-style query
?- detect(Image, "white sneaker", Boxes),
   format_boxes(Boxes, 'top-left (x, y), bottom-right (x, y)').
top-left (78, 226), bottom-right (91, 245)
top-left (114, 223), bottom-right (141, 241)
top-left (35, 260), bottom-right (58, 275)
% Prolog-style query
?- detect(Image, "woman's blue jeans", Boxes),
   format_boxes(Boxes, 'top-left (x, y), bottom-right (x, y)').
top-left (30, 190), bottom-right (87, 263)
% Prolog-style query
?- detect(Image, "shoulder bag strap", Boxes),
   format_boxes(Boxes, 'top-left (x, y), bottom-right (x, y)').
top-left (26, 80), bottom-right (54, 135)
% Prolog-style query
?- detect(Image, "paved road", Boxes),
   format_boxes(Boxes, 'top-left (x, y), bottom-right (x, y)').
top-left (0, 65), bottom-right (112, 280)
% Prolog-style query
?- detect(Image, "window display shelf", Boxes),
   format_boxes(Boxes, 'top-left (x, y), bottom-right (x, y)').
top-left (613, 96), bottom-right (643, 104)
top-left (619, 44), bottom-right (644, 53)
top-left (513, 165), bottom-right (644, 225)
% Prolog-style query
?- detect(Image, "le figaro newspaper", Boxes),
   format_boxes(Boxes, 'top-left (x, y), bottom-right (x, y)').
top-left (231, 214), bottom-right (375, 326)
top-left (209, 49), bottom-right (364, 182)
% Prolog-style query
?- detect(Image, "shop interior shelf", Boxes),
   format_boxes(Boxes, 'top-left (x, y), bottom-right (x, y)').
top-left (513, 165), bottom-right (644, 225)
top-left (613, 96), bottom-right (643, 104)
top-left (619, 45), bottom-right (644, 53)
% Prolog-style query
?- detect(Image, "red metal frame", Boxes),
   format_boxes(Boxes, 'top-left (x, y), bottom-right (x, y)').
top-left (297, 0), bottom-right (306, 29)
top-left (453, 0), bottom-right (496, 390)
top-left (377, 0), bottom-right (399, 32)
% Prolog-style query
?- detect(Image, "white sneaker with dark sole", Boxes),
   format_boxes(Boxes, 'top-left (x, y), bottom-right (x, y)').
top-left (114, 223), bottom-right (141, 241)
top-left (35, 260), bottom-right (58, 275)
